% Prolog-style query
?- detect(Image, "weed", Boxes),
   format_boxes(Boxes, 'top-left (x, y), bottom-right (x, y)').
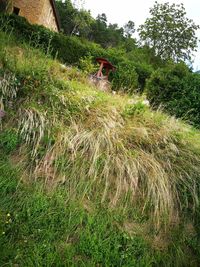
top-left (0, 128), bottom-right (20, 153)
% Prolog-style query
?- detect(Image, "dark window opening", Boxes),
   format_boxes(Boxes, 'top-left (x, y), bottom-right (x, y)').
top-left (13, 7), bottom-right (20, 15)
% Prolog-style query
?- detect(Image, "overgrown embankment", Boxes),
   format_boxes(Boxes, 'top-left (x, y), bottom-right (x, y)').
top-left (0, 13), bottom-right (156, 93)
top-left (0, 31), bottom-right (200, 266)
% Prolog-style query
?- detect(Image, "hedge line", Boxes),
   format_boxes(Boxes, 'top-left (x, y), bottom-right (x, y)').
top-left (146, 63), bottom-right (200, 127)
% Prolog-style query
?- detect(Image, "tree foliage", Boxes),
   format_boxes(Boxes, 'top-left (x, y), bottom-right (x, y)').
top-left (124, 20), bottom-right (135, 38)
top-left (55, 0), bottom-right (94, 38)
top-left (0, 0), bottom-right (8, 12)
top-left (138, 2), bottom-right (199, 62)
top-left (55, 1), bottom-right (136, 49)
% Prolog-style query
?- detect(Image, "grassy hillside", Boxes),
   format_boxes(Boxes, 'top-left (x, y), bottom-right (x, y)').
top-left (0, 31), bottom-right (200, 266)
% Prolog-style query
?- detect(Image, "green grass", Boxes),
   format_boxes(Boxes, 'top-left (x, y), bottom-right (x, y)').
top-left (0, 156), bottom-right (199, 267)
top-left (0, 157), bottom-right (153, 266)
top-left (0, 30), bottom-right (200, 266)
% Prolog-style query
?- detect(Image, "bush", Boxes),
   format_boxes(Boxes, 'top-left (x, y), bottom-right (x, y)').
top-left (134, 62), bottom-right (153, 93)
top-left (146, 62), bottom-right (200, 126)
top-left (111, 61), bottom-right (138, 93)
top-left (0, 14), bottom-right (108, 63)
top-left (79, 55), bottom-right (98, 75)
top-left (171, 73), bottom-right (200, 125)
top-left (146, 63), bottom-right (188, 105)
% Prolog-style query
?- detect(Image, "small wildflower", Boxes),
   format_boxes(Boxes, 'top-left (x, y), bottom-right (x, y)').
top-left (7, 213), bottom-right (11, 217)
top-left (2, 232), bottom-right (5, 235)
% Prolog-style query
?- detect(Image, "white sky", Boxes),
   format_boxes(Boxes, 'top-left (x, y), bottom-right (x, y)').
top-left (84, 0), bottom-right (200, 70)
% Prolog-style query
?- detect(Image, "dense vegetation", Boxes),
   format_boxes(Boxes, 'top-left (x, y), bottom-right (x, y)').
top-left (1, 0), bottom-right (200, 127)
top-left (146, 62), bottom-right (200, 127)
top-left (0, 1), bottom-right (200, 265)
top-left (55, 0), bottom-right (134, 48)
top-left (0, 27), bottom-right (200, 265)
top-left (0, 13), bottom-right (152, 93)
top-left (55, 0), bottom-right (200, 126)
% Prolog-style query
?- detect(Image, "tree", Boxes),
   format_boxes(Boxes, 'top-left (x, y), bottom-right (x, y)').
top-left (71, 9), bottom-right (94, 37)
top-left (55, 0), bottom-right (93, 38)
top-left (124, 20), bottom-right (135, 38)
top-left (107, 23), bottom-right (124, 47)
top-left (89, 14), bottom-right (125, 48)
top-left (89, 13), bottom-right (108, 46)
top-left (55, 0), bottom-right (77, 35)
top-left (138, 2), bottom-right (199, 62)
top-left (96, 13), bottom-right (107, 25)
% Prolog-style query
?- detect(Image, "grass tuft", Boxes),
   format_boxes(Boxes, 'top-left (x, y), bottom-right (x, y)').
top-left (18, 108), bottom-right (47, 157)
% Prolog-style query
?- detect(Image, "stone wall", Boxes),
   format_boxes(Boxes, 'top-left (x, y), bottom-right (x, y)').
top-left (40, 0), bottom-right (58, 32)
top-left (12, 0), bottom-right (59, 32)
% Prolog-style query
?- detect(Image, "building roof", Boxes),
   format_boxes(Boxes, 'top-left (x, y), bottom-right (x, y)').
top-left (96, 58), bottom-right (116, 71)
top-left (50, 0), bottom-right (61, 31)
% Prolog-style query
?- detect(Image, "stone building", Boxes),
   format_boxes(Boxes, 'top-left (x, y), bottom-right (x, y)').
top-left (8, 0), bottom-right (60, 32)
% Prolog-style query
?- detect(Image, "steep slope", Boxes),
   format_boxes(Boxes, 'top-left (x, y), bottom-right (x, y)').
top-left (0, 31), bottom-right (200, 266)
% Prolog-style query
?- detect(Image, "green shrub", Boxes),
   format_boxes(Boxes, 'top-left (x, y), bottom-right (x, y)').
top-left (146, 62), bottom-right (200, 126)
top-left (0, 14), bottom-right (106, 64)
top-left (111, 61), bottom-right (138, 92)
top-left (123, 101), bottom-right (149, 117)
top-left (79, 55), bottom-right (98, 75)
top-left (0, 14), bottom-right (52, 53)
top-left (134, 62), bottom-right (153, 92)
top-left (170, 73), bottom-right (200, 125)
top-left (146, 63), bottom-right (189, 105)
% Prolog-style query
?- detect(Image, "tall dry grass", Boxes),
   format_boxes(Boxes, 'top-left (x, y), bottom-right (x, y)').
top-left (24, 104), bottom-right (200, 226)
top-left (18, 108), bottom-right (46, 157)
top-left (0, 71), bottom-right (18, 109)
